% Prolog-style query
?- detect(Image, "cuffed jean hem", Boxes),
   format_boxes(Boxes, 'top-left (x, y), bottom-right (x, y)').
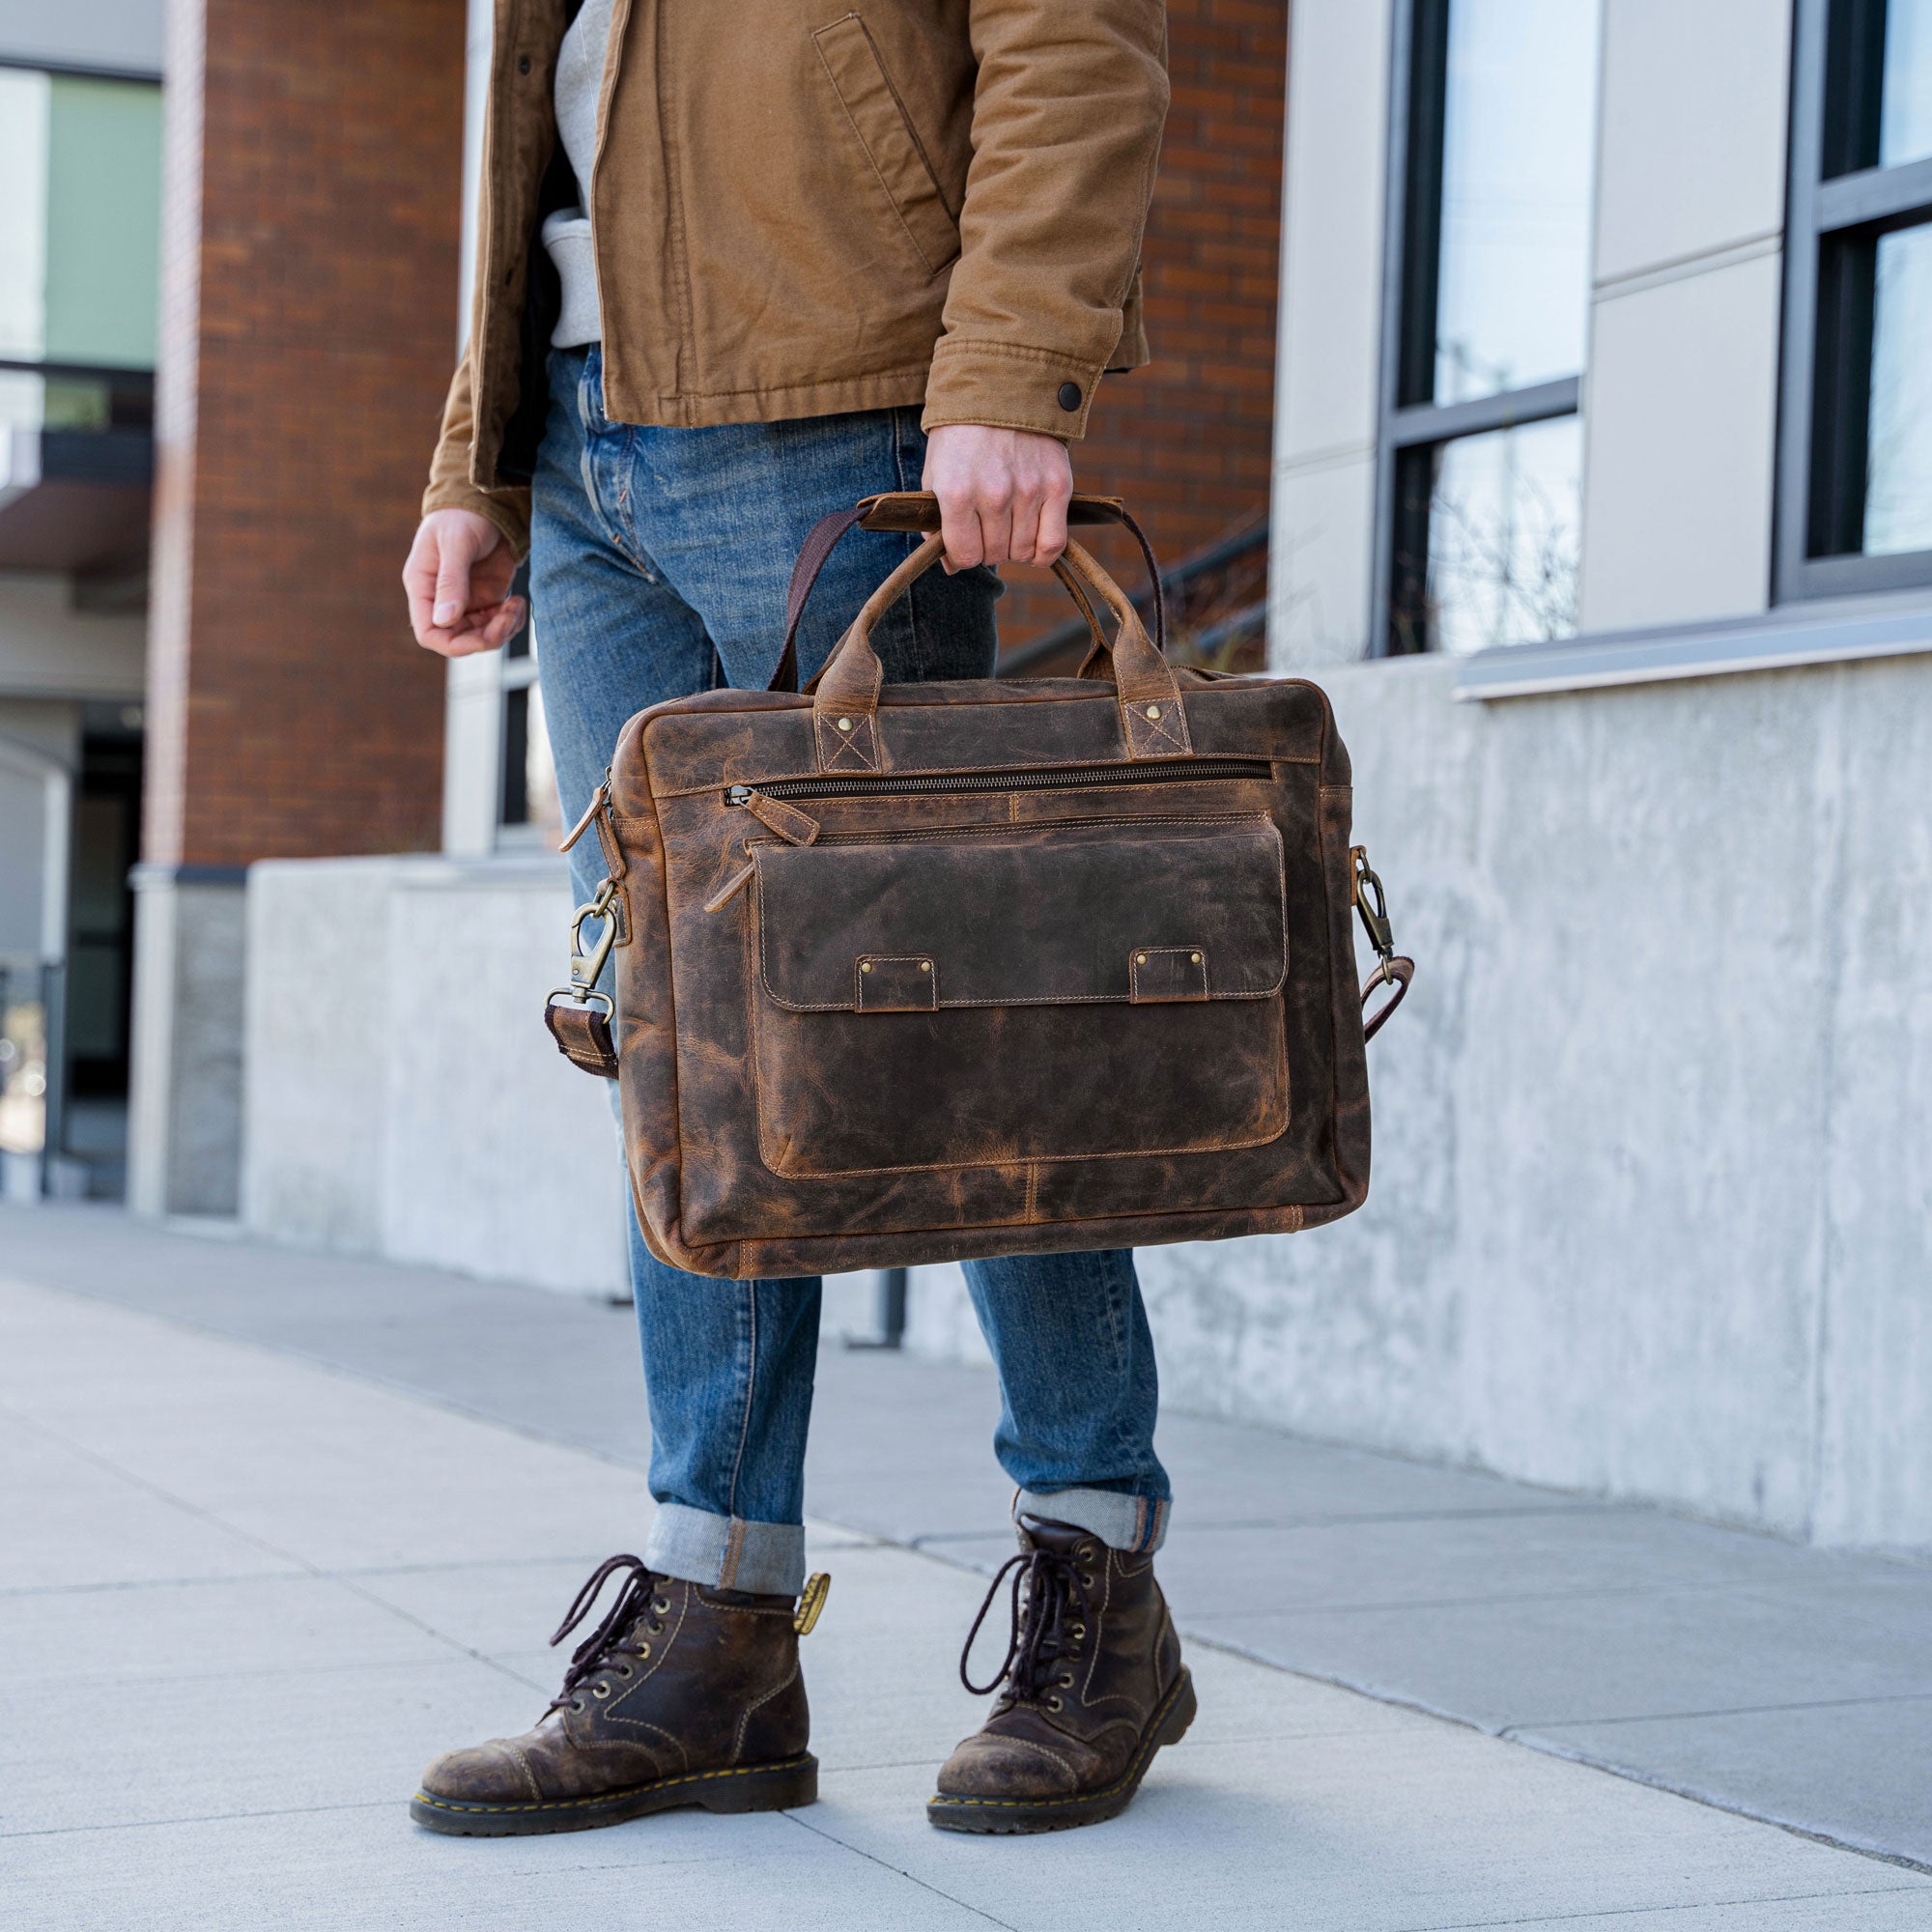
top-left (644, 1502), bottom-right (807, 1597)
top-left (1016, 1487), bottom-right (1171, 1555)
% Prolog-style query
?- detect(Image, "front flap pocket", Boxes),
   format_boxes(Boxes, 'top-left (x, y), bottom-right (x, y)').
top-left (812, 14), bottom-right (960, 275)
top-left (755, 814), bottom-right (1286, 1012)
top-left (748, 815), bottom-right (1289, 1177)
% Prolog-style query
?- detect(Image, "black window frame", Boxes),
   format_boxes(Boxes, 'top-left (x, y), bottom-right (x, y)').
top-left (1372, 0), bottom-right (1591, 657)
top-left (1777, 0), bottom-right (1932, 601)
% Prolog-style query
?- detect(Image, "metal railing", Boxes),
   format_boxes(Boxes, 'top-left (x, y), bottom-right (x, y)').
top-left (997, 515), bottom-right (1269, 675)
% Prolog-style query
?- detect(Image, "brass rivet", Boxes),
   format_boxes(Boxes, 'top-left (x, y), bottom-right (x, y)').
top-left (837, 717), bottom-right (852, 731)
top-left (1136, 953), bottom-right (1148, 964)
top-left (1191, 952), bottom-right (1202, 963)
top-left (1145, 704), bottom-right (1160, 720)
top-left (920, 960), bottom-right (931, 972)
top-left (860, 961), bottom-right (871, 973)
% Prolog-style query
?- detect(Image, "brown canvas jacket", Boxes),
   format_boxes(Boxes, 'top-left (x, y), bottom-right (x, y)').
top-left (424, 0), bottom-right (1170, 555)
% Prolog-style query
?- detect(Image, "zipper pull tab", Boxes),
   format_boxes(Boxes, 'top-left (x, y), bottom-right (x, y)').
top-left (726, 786), bottom-right (820, 846)
top-left (703, 859), bottom-right (756, 914)
top-left (560, 775), bottom-right (611, 854)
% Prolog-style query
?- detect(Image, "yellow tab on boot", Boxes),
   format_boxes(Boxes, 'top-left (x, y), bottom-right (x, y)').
top-left (794, 1573), bottom-right (831, 1636)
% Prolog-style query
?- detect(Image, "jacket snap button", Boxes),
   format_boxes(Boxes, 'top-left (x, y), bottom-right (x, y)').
top-left (1145, 704), bottom-right (1160, 720)
top-left (1191, 952), bottom-right (1202, 963)
top-left (860, 962), bottom-right (871, 973)
top-left (920, 960), bottom-right (931, 972)
top-left (837, 717), bottom-right (852, 731)
top-left (1136, 953), bottom-right (1148, 964)
top-left (1057, 381), bottom-right (1082, 412)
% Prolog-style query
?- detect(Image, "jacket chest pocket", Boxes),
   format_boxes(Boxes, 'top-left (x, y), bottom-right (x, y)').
top-left (746, 814), bottom-right (1292, 1179)
top-left (811, 14), bottom-right (960, 276)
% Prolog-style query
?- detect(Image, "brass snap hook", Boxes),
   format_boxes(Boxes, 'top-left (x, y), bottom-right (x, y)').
top-left (1350, 845), bottom-right (1395, 962)
top-left (567, 878), bottom-right (619, 994)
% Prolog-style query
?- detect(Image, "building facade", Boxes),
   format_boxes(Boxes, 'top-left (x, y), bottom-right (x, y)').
top-left (1064, 0), bottom-right (1929, 1550)
top-left (214, 1), bottom-right (1932, 1550)
top-left (0, 0), bottom-right (162, 1202)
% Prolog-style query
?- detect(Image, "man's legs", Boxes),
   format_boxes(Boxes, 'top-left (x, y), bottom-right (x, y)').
top-left (963, 1251), bottom-right (1171, 1553)
top-left (538, 345), bottom-right (1172, 1588)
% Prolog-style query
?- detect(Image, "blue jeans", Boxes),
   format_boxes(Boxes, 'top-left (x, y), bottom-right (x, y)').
top-left (530, 346), bottom-right (1171, 1595)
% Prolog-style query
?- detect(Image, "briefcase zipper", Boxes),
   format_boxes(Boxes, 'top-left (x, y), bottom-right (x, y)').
top-left (725, 757), bottom-right (1272, 809)
top-left (707, 759), bottom-right (1274, 913)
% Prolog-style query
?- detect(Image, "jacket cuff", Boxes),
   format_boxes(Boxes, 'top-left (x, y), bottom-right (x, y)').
top-left (922, 338), bottom-right (1107, 441)
top-left (420, 481), bottom-right (532, 562)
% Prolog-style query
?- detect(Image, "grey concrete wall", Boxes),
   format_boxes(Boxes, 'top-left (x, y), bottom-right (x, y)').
top-left (907, 654), bottom-right (1932, 1550)
top-left (242, 855), bottom-right (627, 1295)
top-left (127, 872), bottom-right (245, 1217)
top-left (237, 668), bottom-right (1930, 1548)
top-left (240, 852), bottom-right (890, 1332)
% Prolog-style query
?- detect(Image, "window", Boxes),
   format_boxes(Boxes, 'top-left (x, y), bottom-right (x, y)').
top-left (496, 570), bottom-right (563, 843)
top-left (0, 64), bottom-right (160, 431)
top-left (1780, 0), bottom-right (1932, 598)
top-left (1375, 0), bottom-right (1603, 655)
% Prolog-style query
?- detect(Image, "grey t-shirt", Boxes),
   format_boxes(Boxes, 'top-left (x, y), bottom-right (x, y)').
top-left (541, 0), bottom-right (616, 349)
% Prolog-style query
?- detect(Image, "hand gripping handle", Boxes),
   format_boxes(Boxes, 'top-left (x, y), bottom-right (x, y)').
top-left (769, 491), bottom-right (1168, 695)
top-left (804, 531), bottom-right (1190, 773)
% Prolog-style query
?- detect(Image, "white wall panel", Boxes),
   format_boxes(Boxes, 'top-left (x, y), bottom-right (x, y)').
top-left (0, 0), bottom-right (163, 76)
top-left (1268, 452), bottom-right (1378, 665)
top-left (1268, 0), bottom-right (1390, 666)
top-left (1578, 252), bottom-right (1783, 632)
top-left (1594, 0), bottom-right (1793, 285)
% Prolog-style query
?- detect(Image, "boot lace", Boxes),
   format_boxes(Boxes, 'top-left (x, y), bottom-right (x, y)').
top-left (958, 1543), bottom-right (1093, 1706)
top-left (544, 1553), bottom-right (667, 1713)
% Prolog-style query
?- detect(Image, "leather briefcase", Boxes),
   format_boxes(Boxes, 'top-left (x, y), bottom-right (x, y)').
top-left (545, 493), bottom-right (1413, 1281)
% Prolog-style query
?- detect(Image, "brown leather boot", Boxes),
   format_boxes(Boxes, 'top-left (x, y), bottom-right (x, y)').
top-left (928, 1516), bottom-right (1195, 1833)
top-left (411, 1554), bottom-right (825, 1835)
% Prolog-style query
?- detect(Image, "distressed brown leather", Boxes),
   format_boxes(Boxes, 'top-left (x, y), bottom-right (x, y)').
top-left (930, 1516), bottom-right (1193, 1832)
top-left (412, 1563), bottom-right (813, 1833)
top-left (572, 491), bottom-right (1406, 1280)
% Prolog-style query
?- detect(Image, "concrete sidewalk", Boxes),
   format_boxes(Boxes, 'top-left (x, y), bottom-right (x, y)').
top-left (4, 1209), bottom-right (1931, 1929)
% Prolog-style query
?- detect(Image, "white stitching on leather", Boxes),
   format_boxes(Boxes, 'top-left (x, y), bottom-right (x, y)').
top-left (855, 955), bottom-right (937, 1009)
top-left (753, 815), bottom-right (1287, 1011)
top-left (505, 1740), bottom-right (543, 1802)
top-left (1129, 946), bottom-right (1209, 1003)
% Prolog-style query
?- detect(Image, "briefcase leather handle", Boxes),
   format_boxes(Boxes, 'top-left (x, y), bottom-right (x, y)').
top-left (771, 490), bottom-right (1167, 695)
top-left (803, 531), bottom-right (1191, 773)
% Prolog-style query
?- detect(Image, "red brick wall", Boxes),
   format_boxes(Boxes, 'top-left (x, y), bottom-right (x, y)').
top-left (997, 0), bottom-right (1286, 659)
top-left (145, 0), bottom-right (465, 867)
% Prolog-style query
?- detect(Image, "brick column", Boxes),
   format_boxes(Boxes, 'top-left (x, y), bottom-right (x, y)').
top-left (999, 0), bottom-right (1288, 652)
top-left (129, 0), bottom-right (467, 1214)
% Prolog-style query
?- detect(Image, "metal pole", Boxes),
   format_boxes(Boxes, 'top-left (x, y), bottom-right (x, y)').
top-left (843, 1266), bottom-right (908, 1350)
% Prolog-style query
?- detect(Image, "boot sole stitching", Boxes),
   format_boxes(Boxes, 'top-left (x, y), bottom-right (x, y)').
top-left (412, 1752), bottom-right (816, 1815)
top-left (928, 1669), bottom-right (1193, 1812)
